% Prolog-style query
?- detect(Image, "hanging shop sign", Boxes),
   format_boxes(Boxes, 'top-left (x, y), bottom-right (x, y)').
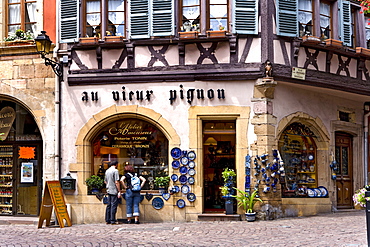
top-left (81, 85), bottom-right (226, 105)
top-left (18, 146), bottom-right (36, 159)
top-left (0, 107), bottom-right (15, 141)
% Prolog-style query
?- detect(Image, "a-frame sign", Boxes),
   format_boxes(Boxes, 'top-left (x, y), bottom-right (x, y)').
top-left (38, 181), bottom-right (72, 228)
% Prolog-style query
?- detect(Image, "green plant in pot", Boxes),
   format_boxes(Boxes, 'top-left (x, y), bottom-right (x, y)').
top-left (219, 168), bottom-right (236, 215)
top-left (233, 187), bottom-right (263, 222)
top-left (154, 176), bottom-right (170, 193)
top-left (85, 175), bottom-right (105, 194)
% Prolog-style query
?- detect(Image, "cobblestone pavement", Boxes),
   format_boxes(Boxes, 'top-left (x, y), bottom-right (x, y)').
top-left (0, 210), bottom-right (368, 247)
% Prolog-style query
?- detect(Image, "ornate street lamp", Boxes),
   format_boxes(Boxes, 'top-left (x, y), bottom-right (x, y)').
top-left (34, 31), bottom-right (63, 78)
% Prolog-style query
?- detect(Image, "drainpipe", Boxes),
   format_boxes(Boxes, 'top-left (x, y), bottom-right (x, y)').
top-left (364, 111), bottom-right (370, 186)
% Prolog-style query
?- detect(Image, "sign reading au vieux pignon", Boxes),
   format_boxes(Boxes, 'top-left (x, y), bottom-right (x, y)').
top-left (0, 106), bottom-right (15, 141)
top-left (81, 85), bottom-right (226, 104)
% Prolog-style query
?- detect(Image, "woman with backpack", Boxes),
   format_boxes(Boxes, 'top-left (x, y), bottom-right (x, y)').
top-left (121, 165), bottom-right (146, 224)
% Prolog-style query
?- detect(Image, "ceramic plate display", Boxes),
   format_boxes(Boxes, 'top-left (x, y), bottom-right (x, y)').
top-left (188, 161), bottom-right (196, 168)
top-left (171, 147), bottom-right (182, 159)
top-left (314, 188), bottom-right (322, 197)
top-left (177, 199), bottom-right (186, 209)
top-left (171, 174), bottom-right (178, 182)
top-left (188, 168), bottom-right (196, 176)
top-left (172, 160), bottom-right (180, 169)
top-left (162, 193), bottom-right (170, 201)
top-left (179, 175), bottom-right (188, 184)
top-left (187, 151), bottom-right (196, 160)
top-left (180, 166), bottom-right (188, 175)
top-left (307, 188), bottom-right (316, 198)
top-left (181, 156), bottom-right (189, 165)
top-left (308, 154), bottom-right (314, 160)
top-left (152, 197), bottom-right (164, 210)
top-left (318, 186), bottom-right (328, 197)
top-left (187, 193), bottom-right (196, 202)
top-left (188, 177), bottom-right (195, 185)
top-left (181, 184), bottom-right (190, 194)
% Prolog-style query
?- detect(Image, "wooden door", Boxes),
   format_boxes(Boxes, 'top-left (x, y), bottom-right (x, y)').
top-left (335, 132), bottom-right (353, 209)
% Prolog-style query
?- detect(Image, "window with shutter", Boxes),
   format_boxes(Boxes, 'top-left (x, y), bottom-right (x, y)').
top-left (152, 0), bottom-right (174, 36)
top-left (233, 0), bottom-right (258, 35)
top-left (129, 0), bottom-right (150, 38)
top-left (7, 0), bottom-right (37, 37)
top-left (339, 0), bottom-right (352, 47)
top-left (60, 0), bottom-right (79, 42)
top-left (276, 0), bottom-right (298, 37)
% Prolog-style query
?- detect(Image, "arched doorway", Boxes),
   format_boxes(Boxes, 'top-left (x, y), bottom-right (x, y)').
top-left (0, 99), bottom-right (43, 216)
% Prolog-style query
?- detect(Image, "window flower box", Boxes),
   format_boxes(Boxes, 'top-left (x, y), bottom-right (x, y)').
top-left (206, 30), bottom-right (227, 38)
top-left (356, 47), bottom-right (370, 57)
top-left (179, 31), bottom-right (198, 40)
top-left (79, 37), bottom-right (99, 45)
top-left (301, 36), bottom-right (321, 45)
top-left (4, 40), bottom-right (35, 46)
top-left (104, 36), bottom-right (124, 43)
top-left (324, 39), bottom-right (343, 49)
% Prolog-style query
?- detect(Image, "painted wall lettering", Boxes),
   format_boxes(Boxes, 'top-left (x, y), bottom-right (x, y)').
top-left (169, 85), bottom-right (225, 104)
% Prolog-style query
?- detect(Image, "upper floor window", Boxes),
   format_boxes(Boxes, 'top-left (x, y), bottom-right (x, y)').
top-left (180, 0), bottom-right (229, 32)
top-left (84, 0), bottom-right (125, 38)
top-left (7, 0), bottom-right (37, 36)
top-left (366, 15), bottom-right (370, 49)
top-left (319, 1), bottom-right (331, 40)
top-left (298, 0), bottom-right (313, 37)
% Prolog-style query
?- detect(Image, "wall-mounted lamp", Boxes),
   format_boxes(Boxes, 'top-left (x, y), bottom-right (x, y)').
top-left (34, 31), bottom-right (63, 78)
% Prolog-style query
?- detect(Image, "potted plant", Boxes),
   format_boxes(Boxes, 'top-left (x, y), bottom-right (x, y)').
top-left (85, 175), bottom-right (105, 194)
top-left (233, 187), bottom-right (263, 222)
top-left (154, 176), bottom-right (170, 194)
top-left (4, 29), bottom-right (34, 46)
top-left (219, 168), bottom-right (236, 215)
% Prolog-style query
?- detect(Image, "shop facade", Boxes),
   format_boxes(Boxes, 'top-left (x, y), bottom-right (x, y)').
top-left (56, 0), bottom-right (370, 224)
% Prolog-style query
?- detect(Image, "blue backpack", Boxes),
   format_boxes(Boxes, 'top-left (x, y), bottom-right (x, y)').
top-left (129, 173), bottom-right (141, 192)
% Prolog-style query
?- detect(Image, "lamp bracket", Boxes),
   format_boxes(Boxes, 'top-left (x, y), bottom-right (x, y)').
top-left (41, 53), bottom-right (63, 78)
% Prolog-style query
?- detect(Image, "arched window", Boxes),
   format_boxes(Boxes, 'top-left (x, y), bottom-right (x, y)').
top-left (278, 122), bottom-right (318, 198)
top-left (92, 118), bottom-right (168, 190)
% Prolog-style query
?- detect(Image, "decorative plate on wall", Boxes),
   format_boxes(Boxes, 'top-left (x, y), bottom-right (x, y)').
top-left (187, 193), bottom-right (196, 202)
top-left (177, 199), bottom-right (186, 208)
top-left (318, 186), bottom-right (328, 197)
top-left (171, 174), bottom-right (178, 182)
top-left (152, 197), bottom-right (164, 210)
top-left (188, 177), bottom-right (195, 185)
top-left (188, 161), bottom-right (196, 168)
top-left (181, 185), bottom-right (190, 194)
top-left (172, 160), bottom-right (180, 169)
top-left (181, 156), bottom-right (189, 165)
top-left (187, 151), bottom-right (196, 160)
top-left (171, 147), bottom-right (182, 159)
top-left (188, 168), bottom-right (196, 176)
top-left (180, 166), bottom-right (188, 175)
top-left (179, 175), bottom-right (188, 184)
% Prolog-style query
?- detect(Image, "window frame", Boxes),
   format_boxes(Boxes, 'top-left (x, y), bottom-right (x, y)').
top-left (82, 0), bottom-right (127, 38)
top-left (179, 0), bottom-right (230, 33)
top-left (6, 0), bottom-right (37, 36)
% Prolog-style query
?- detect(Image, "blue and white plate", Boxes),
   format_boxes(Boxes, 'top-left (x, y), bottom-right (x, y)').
top-left (181, 156), bottom-right (189, 165)
top-left (188, 177), bottom-right (195, 185)
top-left (188, 168), bottom-right (196, 176)
top-left (162, 193), bottom-right (170, 201)
top-left (152, 197), bottom-right (164, 210)
top-left (188, 161), bottom-right (196, 168)
top-left (177, 199), bottom-right (186, 209)
top-left (174, 185), bottom-right (180, 193)
top-left (172, 160), bottom-right (180, 169)
top-left (318, 186), bottom-right (328, 197)
top-left (171, 174), bottom-right (178, 182)
top-left (307, 188), bottom-right (316, 197)
top-left (171, 147), bottom-right (182, 159)
top-left (180, 166), bottom-right (188, 175)
top-left (181, 185), bottom-right (190, 194)
top-left (187, 193), bottom-right (196, 202)
top-left (187, 151), bottom-right (196, 160)
top-left (314, 188), bottom-right (322, 197)
top-left (179, 175), bottom-right (188, 184)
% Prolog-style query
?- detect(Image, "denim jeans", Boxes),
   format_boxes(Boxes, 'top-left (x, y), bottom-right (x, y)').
top-left (105, 194), bottom-right (119, 224)
top-left (125, 189), bottom-right (140, 217)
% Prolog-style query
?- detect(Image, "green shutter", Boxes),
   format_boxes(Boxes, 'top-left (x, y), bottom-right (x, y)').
top-left (339, 0), bottom-right (352, 46)
top-left (276, 0), bottom-right (298, 37)
top-left (233, 0), bottom-right (258, 34)
top-left (129, 0), bottom-right (150, 39)
top-left (60, 0), bottom-right (79, 42)
top-left (152, 0), bottom-right (174, 36)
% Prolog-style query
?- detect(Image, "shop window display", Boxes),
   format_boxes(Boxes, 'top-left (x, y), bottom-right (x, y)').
top-left (278, 122), bottom-right (318, 197)
top-left (92, 118), bottom-right (168, 191)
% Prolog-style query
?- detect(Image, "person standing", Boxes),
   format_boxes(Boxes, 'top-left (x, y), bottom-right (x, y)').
top-left (104, 161), bottom-right (121, 224)
top-left (121, 165), bottom-right (146, 224)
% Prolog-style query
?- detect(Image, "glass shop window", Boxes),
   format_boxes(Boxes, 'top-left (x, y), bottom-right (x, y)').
top-left (278, 122), bottom-right (318, 198)
top-left (92, 118), bottom-right (168, 190)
